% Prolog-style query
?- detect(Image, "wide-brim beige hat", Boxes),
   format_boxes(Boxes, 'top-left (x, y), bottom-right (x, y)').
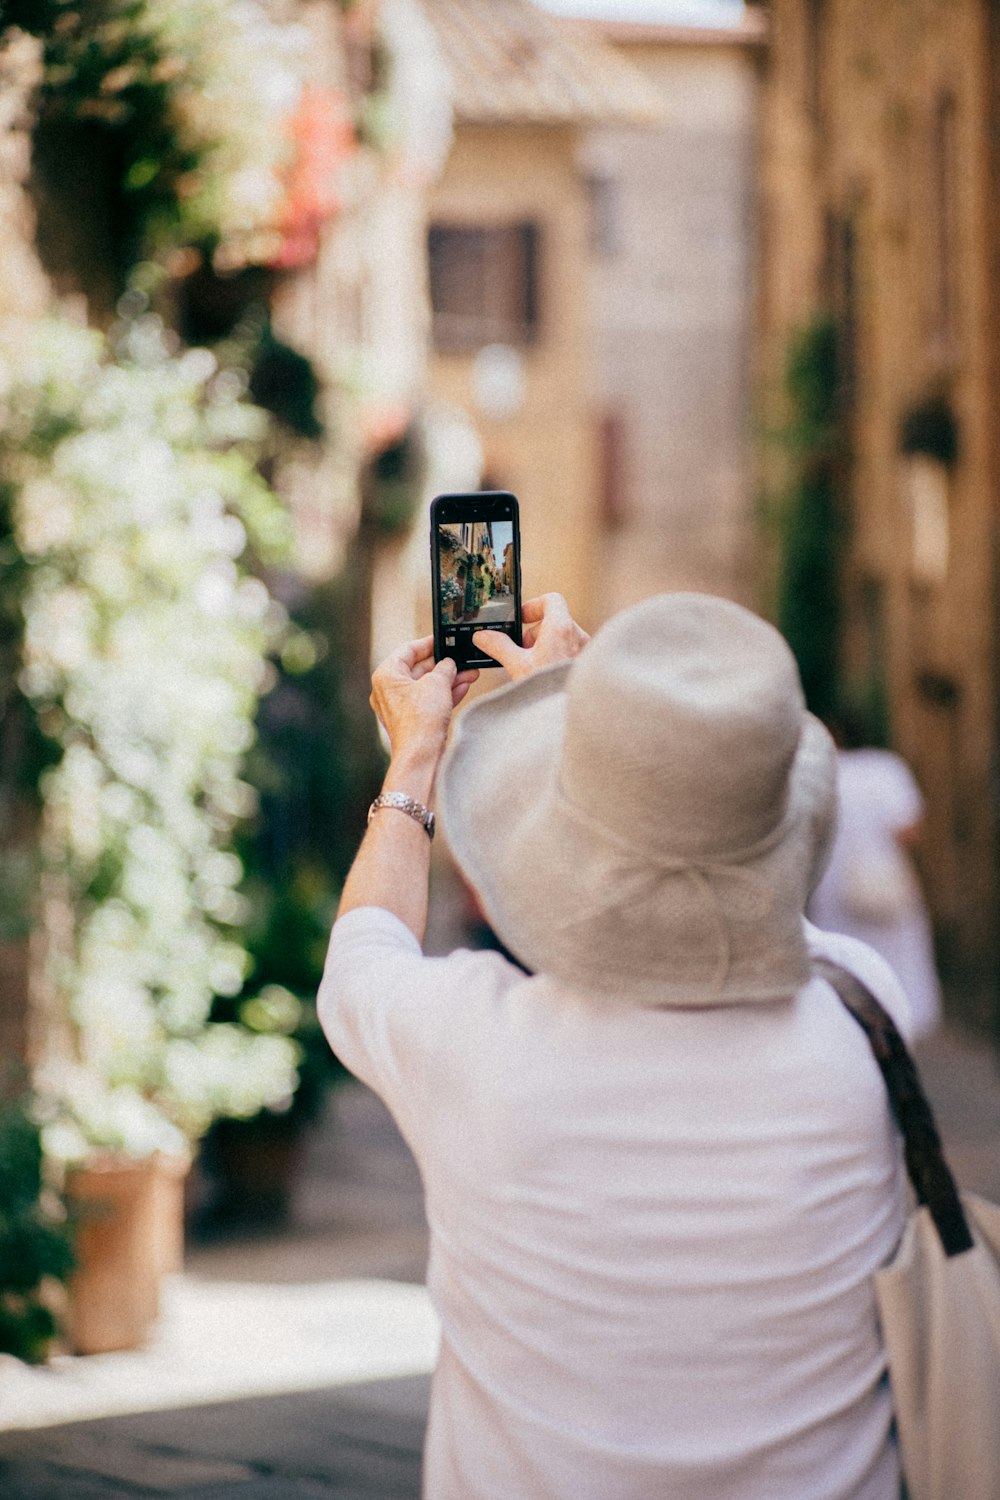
top-left (438, 593), bottom-right (837, 1006)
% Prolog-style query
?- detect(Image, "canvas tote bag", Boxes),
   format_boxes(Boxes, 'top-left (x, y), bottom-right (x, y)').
top-left (815, 958), bottom-right (1000, 1500)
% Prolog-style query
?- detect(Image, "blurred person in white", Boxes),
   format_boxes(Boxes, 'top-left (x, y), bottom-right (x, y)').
top-left (318, 591), bottom-right (909, 1500)
top-left (809, 702), bottom-right (942, 1040)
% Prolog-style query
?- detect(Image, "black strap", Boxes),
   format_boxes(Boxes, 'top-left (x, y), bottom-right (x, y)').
top-left (813, 956), bottom-right (974, 1258)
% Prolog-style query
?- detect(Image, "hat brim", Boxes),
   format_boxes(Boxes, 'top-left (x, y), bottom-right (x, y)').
top-left (438, 663), bottom-right (837, 1007)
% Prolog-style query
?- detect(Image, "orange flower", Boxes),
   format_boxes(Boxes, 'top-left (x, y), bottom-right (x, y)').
top-left (270, 85), bottom-right (357, 268)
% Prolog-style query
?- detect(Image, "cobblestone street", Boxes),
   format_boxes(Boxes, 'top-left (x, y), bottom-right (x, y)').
top-left (0, 1082), bottom-right (433, 1498)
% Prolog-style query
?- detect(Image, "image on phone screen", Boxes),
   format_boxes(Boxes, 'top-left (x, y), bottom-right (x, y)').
top-left (438, 520), bottom-right (517, 628)
top-left (431, 492), bottom-right (521, 668)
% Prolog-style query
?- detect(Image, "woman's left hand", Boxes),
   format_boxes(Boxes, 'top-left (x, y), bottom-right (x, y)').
top-left (370, 636), bottom-right (479, 761)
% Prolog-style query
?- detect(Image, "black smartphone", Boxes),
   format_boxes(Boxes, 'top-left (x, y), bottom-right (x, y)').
top-left (431, 491), bottom-right (522, 669)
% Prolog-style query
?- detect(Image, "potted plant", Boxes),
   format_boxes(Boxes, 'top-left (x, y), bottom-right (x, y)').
top-left (440, 575), bottom-right (464, 622)
top-left (39, 1079), bottom-right (190, 1356)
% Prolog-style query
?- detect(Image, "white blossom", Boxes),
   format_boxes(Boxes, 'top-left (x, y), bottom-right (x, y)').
top-left (0, 316), bottom-right (298, 1156)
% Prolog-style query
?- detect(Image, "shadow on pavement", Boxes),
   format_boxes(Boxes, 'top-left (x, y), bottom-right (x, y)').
top-left (0, 1371), bottom-right (430, 1499)
top-left (184, 1081), bottom-right (430, 1289)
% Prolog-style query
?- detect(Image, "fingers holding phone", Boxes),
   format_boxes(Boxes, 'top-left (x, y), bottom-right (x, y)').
top-left (473, 593), bottom-right (589, 681)
top-left (430, 491), bottom-right (588, 681)
top-left (370, 636), bottom-right (479, 758)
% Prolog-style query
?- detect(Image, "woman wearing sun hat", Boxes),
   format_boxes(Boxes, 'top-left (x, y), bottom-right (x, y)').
top-left (318, 591), bottom-right (909, 1500)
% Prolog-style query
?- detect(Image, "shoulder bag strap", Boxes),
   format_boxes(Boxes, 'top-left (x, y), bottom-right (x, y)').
top-left (812, 956), bottom-right (973, 1258)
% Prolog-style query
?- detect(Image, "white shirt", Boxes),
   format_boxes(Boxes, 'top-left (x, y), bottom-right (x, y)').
top-left (319, 908), bottom-right (909, 1500)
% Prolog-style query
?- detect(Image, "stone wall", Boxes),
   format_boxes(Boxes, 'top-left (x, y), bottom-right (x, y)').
top-left (757, 0), bottom-right (1000, 1029)
top-left (587, 30), bottom-right (764, 617)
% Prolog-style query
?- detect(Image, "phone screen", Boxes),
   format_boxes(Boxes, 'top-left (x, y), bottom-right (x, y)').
top-left (431, 492), bottom-right (521, 668)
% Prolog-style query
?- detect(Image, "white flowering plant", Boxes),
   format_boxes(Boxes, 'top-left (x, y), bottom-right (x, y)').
top-left (0, 313), bottom-right (305, 1163)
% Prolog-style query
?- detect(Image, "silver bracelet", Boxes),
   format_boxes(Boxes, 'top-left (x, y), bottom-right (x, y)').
top-left (367, 791), bottom-right (435, 840)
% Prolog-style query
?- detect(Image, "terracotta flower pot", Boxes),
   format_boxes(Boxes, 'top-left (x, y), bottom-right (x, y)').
top-left (66, 1153), bottom-right (188, 1355)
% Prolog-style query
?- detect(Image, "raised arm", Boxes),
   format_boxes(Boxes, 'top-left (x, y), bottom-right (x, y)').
top-left (338, 595), bottom-right (589, 942)
top-left (337, 637), bottom-right (477, 941)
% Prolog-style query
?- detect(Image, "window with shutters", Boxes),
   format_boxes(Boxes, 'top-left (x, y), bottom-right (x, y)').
top-left (428, 222), bottom-right (541, 351)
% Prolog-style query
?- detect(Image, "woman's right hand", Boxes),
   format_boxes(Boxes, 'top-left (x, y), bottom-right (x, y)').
top-left (472, 593), bottom-right (589, 681)
top-left (370, 636), bottom-right (478, 765)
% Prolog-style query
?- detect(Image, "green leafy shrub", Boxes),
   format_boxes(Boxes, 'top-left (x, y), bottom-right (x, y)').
top-left (772, 318), bottom-right (847, 721)
top-left (0, 1090), bottom-right (75, 1363)
top-left (1, 0), bottom-right (308, 273)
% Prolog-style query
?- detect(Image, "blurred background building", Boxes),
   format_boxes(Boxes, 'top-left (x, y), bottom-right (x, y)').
top-left (396, 0), bottom-right (766, 638)
top-left (418, 0), bottom-right (662, 632)
top-left (584, 1), bottom-right (765, 615)
top-left (755, 0), bottom-right (1000, 1032)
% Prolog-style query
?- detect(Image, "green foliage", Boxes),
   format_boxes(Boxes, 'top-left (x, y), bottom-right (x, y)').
top-left (0, 0), bottom-right (384, 1161)
top-left (248, 327), bottom-right (324, 441)
top-left (900, 392), bottom-right (959, 467)
top-left (0, 1091), bottom-right (75, 1362)
top-left (784, 317), bottom-right (840, 436)
top-left (213, 575), bottom-right (385, 1125)
top-left (0, 314), bottom-right (305, 1161)
top-left (772, 318), bottom-right (847, 721)
top-left (202, 576), bottom-right (378, 1138)
top-left (363, 431), bottom-right (422, 536)
top-left (218, 865), bottom-right (342, 1126)
top-left (1, 0), bottom-right (307, 272)
top-left (777, 466), bottom-right (842, 720)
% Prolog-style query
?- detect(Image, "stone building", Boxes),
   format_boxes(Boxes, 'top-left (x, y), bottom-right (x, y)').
top-left (584, 1), bottom-right (767, 615)
top-left (755, 0), bottom-right (1000, 1030)
top-left (502, 539), bottom-right (517, 592)
top-left (413, 0), bottom-right (662, 632)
